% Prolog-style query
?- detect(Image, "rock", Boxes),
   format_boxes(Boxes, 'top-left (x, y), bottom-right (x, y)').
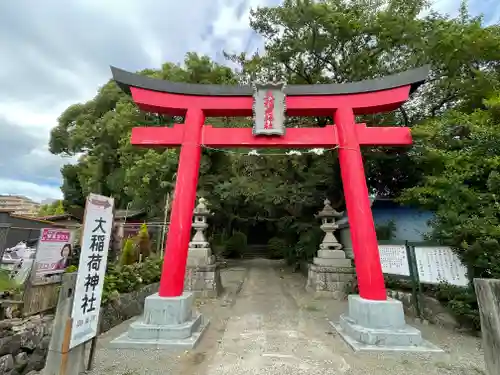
top-left (37, 336), bottom-right (50, 351)
top-left (421, 295), bottom-right (459, 329)
top-left (14, 352), bottom-right (27, 366)
top-left (17, 328), bottom-right (44, 352)
top-left (432, 311), bottom-right (459, 329)
top-left (23, 353), bottom-right (45, 373)
top-left (0, 335), bottom-right (21, 357)
top-left (0, 354), bottom-right (14, 373)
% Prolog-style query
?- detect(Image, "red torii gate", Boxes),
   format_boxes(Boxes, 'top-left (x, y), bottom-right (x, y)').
top-left (111, 66), bottom-right (429, 302)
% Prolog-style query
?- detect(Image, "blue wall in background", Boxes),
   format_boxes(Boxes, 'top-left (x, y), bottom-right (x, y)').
top-left (371, 200), bottom-right (434, 241)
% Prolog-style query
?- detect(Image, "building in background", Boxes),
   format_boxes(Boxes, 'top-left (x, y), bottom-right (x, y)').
top-left (371, 198), bottom-right (434, 241)
top-left (0, 195), bottom-right (40, 216)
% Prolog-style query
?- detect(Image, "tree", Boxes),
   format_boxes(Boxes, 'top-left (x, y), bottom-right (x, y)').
top-left (49, 53), bottom-right (239, 217)
top-left (37, 200), bottom-right (65, 217)
top-left (399, 92), bottom-right (500, 280)
top-left (48, 0), bottom-right (500, 269)
top-left (228, 0), bottom-right (500, 196)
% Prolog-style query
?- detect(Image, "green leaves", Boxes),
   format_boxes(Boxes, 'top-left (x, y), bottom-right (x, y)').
top-left (48, 0), bottom-right (500, 283)
top-left (399, 91), bottom-right (500, 280)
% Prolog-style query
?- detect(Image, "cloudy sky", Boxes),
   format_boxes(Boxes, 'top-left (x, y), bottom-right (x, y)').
top-left (0, 0), bottom-right (498, 203)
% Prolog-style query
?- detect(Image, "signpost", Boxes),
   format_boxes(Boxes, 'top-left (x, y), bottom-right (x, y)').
top-left (69, 193), bottom-right (114, 349)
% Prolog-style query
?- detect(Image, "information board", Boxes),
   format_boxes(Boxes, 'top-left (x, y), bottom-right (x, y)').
top-left (69, 193), bottom-right (114, 349)
top-left (414, 246), bottom-right (468, 286)
top-left (378, 244), bottom-right (411, 276)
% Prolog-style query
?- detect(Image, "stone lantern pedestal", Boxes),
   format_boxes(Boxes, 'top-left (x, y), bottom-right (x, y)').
top-left (184, 198), bottom-right (222, 297)
top-left (306, 199), bottom-right (355, 299)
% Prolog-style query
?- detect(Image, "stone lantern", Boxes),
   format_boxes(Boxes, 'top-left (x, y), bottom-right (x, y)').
top-left (316, 199), bottom-right (343, 251)
top-left (188, 197), bottom-right (211, 253)
top-left (185, 197), bottom-right (222, 297)
top-left (306, 199), bottom-right (355, 299)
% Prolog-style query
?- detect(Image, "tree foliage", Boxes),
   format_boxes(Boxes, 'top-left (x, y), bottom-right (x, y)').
top-left (37, 200), bottom-right (65, 217)
top-left (400, 93), bottom-right (500, 279)
top-left (48, 0), bottom-right (500, 278)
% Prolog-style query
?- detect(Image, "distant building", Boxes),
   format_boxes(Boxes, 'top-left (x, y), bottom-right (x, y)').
top-left (38, 213), bottom-right (82, 229)
top-left (371, 198), bottom-right (434, 241)
top-left (0, 195), bottom-right (40, 216)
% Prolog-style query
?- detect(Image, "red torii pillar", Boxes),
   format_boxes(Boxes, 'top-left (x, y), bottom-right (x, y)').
top-left (112, 66), bottom-right (429, 302)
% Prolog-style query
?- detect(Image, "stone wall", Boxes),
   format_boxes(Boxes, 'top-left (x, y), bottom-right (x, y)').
top-left (388, 289), bottom-right (460, 329)
top-left (184, 266), bottom-right (222, 298)
top-left (0, 282), bottom-right (159, 375)
top-left (99, 282), bottom-right (159, 332)
top-left (0, 315), bottom-right (52, 375)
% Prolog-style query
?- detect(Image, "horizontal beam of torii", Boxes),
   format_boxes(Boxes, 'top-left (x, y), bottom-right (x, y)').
top-left (131, 124), bottom-right (412, 148)
top-left (111, 65), bottom-right (430, 302)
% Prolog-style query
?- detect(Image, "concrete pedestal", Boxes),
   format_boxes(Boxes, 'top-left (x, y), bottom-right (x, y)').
top-left (184, 263), bottom-right (223, 297)
top-left (306, 249), bottom-right (355, 299)
top-left (109, 292), bottom-right (209, 350)
top-left (331, 295), bottom-right (442, 352)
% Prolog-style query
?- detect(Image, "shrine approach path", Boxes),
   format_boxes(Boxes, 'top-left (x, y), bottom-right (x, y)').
top-left (90, 259), bottom-right (485, 375)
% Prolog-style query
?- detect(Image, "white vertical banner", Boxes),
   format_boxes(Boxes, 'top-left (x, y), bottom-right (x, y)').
top-left (69, 193), bottom-right (114, 349)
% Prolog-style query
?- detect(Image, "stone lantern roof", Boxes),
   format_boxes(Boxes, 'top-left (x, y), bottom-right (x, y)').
top-left (315, 199), bottom-right (343, 219)
top-left (193, 197), bottom-right (210, 217)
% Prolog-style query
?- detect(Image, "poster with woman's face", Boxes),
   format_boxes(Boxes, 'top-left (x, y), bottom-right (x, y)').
top-left (34, 228), bottom-right (76, 276)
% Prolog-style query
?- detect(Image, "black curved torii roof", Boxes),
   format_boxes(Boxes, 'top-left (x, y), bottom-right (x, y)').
top-left (110, 65), bottom-right (430, 97)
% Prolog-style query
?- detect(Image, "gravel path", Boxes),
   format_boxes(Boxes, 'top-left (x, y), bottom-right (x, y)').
top-left (87, 260), bottom-right (486, 375)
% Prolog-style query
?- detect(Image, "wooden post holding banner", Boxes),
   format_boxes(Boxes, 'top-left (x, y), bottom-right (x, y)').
top-left (473, 278), bottom-right (500, 375)
top-left (43, 273), bottom-right (86, 375)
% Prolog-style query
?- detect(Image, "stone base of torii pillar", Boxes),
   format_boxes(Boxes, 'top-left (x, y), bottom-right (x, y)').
top-left (306, 199), bottom-right (355, 299)
top-left (108, 291), bottom-right (208, 350)
top-left (108, 198), bottom-right (220, 350)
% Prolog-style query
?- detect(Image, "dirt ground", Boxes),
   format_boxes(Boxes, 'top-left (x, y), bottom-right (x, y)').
top-left (88, 260), bottom-right (486, 375)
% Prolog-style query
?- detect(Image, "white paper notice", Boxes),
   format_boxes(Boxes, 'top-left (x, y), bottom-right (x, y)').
top-left (378, 244), bottom-right (411, 276)
top-left (414, 246), bottom-right (468, 286)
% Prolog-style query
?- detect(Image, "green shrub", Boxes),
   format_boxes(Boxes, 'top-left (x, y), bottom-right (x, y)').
top-left (65, 265), bottom-right (78, 273)
top-left (384, 276), bottom-right (481, 330)
top-left (289, 227), bottom-right (323, 265)
top-left (210, 233), bottom-right (228, 258)
top-left (102, 257), bottom-right (163, 304)
top-left (0, 269), bottom-right (18, 293)
top-left (137, 223), bottom-right (151, 259)
top-left (120, 238), bottom-right (138, 266)
top-left (432, 283), bottom-right (480, 330)
top-left (375, 220), bottom-right (396, 240)
top-left (267, 237), bottom-right (287, 259)
top-left (224, 231), bottom-right (247, 258)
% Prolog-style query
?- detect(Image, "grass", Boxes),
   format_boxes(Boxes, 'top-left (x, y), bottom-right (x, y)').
top-left (0, 269), bottom-right (18, 292)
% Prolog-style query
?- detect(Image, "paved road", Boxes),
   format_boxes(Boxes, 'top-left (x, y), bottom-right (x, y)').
top-left (90, 260), bottom-right (485, 375)
top-left (204, 262), bottom-right (350, 375)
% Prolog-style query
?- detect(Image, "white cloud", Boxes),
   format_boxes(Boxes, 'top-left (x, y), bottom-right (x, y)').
top-left (0, 179), bottom-right (62, 203)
